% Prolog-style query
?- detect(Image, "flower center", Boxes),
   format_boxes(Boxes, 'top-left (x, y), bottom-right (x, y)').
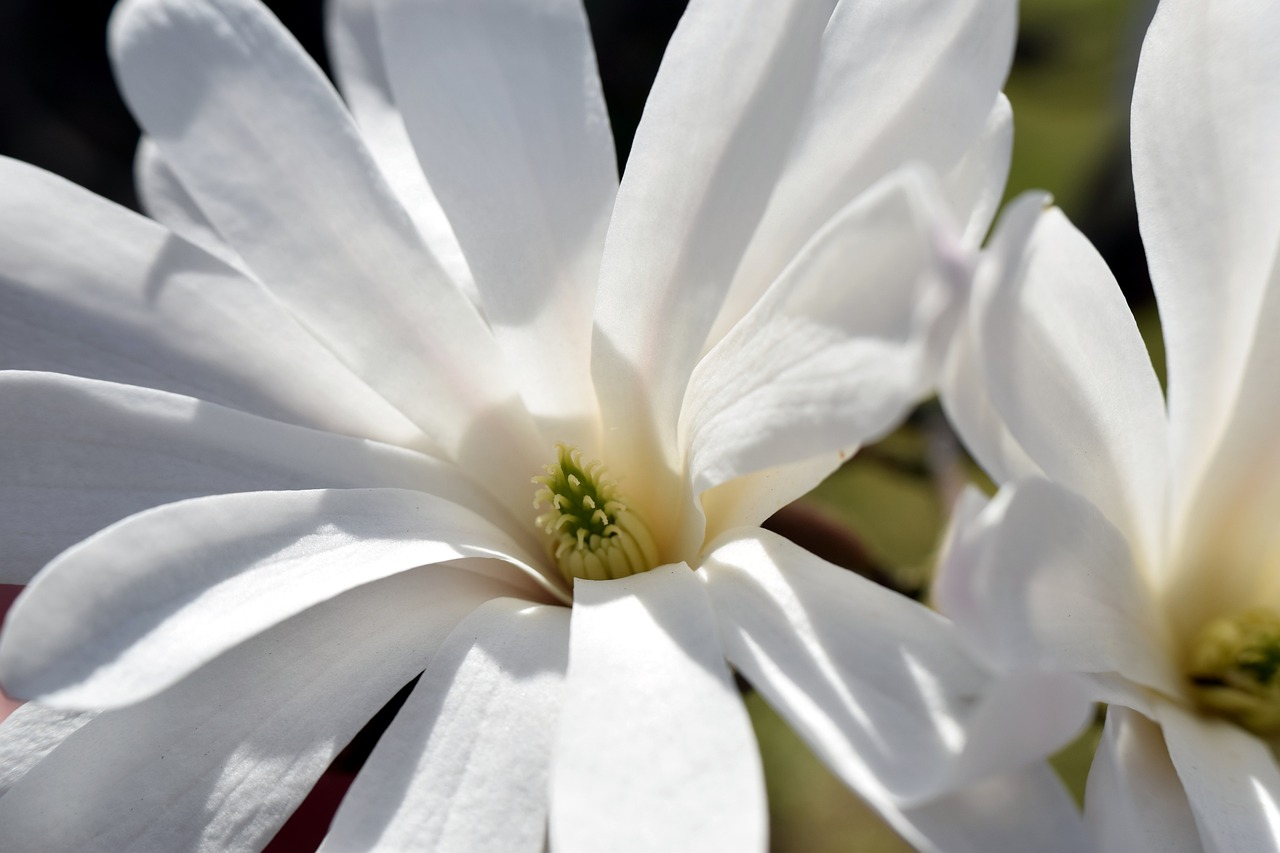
top-left (1188, 608), bottom-right (1280, 734)
top-left (532, 444), bottom-right (660, 584)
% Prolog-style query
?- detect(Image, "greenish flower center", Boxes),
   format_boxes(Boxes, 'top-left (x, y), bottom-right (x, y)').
top-left (532, 444), bottom-right (660, 584)
top-left (1188, 608), bottom-right (1280, 735)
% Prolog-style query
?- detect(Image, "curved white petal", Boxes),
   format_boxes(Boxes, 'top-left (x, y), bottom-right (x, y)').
top-left (133, 137), bottom-right (246, 271)
top-left (973, 203), bottom-right (1168, 566)
top-left (0, 372), bottom-right (511, 583)
top-left (937, 477), bottom-right (1181, 700)
top-left (551, 565), bottom-right (765, 853)
top-left (938, 194), bottom-right (1045, 487)
top-left (682, 168), bottom-right (945, 522)
top-left (373, 0), bottom-right (617, 431)
top-left (0, 156), bottom-right (425, 448)
top-left (703, 527), bottom-right (1086, 809)
top-left (697, 452), bottom-right (848, 542)
top-left (108, 0), bottom-right (543, 487)
top-left (1132, 0), bottom-right (1280, 518)
top-left (888, 763), bottom-right (1092, 853)
top-left (0, 488), bottom-right (555, 709)
top-left (1158, 703), bottom-right (1280, 852)
top-left (1084, 706), bottom-right (1199, 853)
top-left (0, 703), bottom-right (95, 797)
top-left (322, 597), bottom-right (568, 853)
top-left (717, 0), bottom-right (1017, 333)
top-left (324, 0), bottom-right (476, 303)
top-left (592, 0), bottom-right (835, 499)
top-left (0, 567), bottom-right (505, 852)
top-left (943, 93), bottom-right (1014, 250)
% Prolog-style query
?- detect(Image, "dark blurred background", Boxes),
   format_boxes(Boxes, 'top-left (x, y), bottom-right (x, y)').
top-left (0, 0), bottom-right (1160, 848)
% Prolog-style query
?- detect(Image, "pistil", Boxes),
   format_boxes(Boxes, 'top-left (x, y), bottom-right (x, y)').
top-left (533, 444), bottom-right (660, 584)
top-left (1188, 608), bottom-right (1280, 734)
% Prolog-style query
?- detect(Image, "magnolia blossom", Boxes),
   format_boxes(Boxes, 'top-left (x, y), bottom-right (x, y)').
top-left (0, 0), bottom-right (1086, 849)
top-left (937, 0), bottom-right (1280, 848)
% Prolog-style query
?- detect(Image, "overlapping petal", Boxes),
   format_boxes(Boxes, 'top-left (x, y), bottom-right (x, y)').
top-left (322, 598), bottom-right (568, 852)
top-left (0, 372), bottom-right (511, 583)
top-left (0, 488), bottom-right (551, 709)
top-left (0, 156), bottom-right (424, 448)
top-left (109, 0), bottom-right (544, 496)
top-left (682, 168), bottom-right (947, 547)
top-left (969, 201), bottom-right (1168, 566)
top-left (1132, 0), bottom-right (1280, 518)
top-left (0, 569), bottom-right (501, 852)
top-left (372, 0), bottom-right (617, 432)
top-left (551, 565), bottom-right (765, 853)
top-left (324, 0), bottom-right (476, 302)
top-left (1084, 706), bottom-right (1199, 853)
top-left (0, 703), bottom-right (94, 797)
top-left (720, 0), bottom-right (1017, 328)
top-left (592, 0), bottom-right (836, 502)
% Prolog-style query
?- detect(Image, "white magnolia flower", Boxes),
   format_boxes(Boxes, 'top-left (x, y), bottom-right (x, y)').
top-left (937, 0), bottom-right (1280, 847)
top-left (0, 0), bottom-right (1086, 849)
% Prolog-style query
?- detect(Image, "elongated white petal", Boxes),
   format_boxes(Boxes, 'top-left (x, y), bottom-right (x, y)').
top-left (373, 0), bottom-right (616, 431)
top-left (943, 94), bottom-right (1014, 250)
top-left (0, 703), bottom-right (95, 797)
top-left (551, 565), bottom-right (765, 853)
top-left (888, 763), bottom-right (1091, 853)
top-left (0, 156), bottom-right (425, 448)
top-left (938, 477), bottom-right (1181, 700)
top-left (1158, 703), bottom-right (1280, 852)
top-left (973, 203), bottom-right (1168, 565)
top-left (0, 568), bottom-right (506, 852)
top-left (133, 137), bottom-right (246, 271)
top-left (717, 0), bottom-right (1016, 333)
top-left (0, 488), bottom-right (554, 709)
top-left (1132, 0), bottom-right (1280, 517)
top-left (324, 0), bottom-right (476, 302)
top-left (703, 528), bottom-right (1086, 807)
top-left (322, 598), bottom-right (568, 853)
top-left (0, 372), bottom-right (513, 583)
top-left (592, 0), bottom-right (835, 502)
top-left (683, 168), bottom-right (943, 540)
top-left (697, 453), bottom-right (848, 540)
top-left (109, 0), bottom-right (544, 489)
top-left (1085, 706), bottom-right (1199, 853)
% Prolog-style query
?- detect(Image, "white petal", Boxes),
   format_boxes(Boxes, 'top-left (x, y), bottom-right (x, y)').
top-left (682, 169), bottom-right (944, 525)
top-left (973, 202), bottom-right (1168, 565)
top-left (888, 763), bottom-right (1092, 853)
top-left (703, 527), bottom-right (1086, 807)
top-left (0, 703), bottom-right (95, 797)
top-left (697, 453), bottom-right (848, 540)
top-left (717, 0), bottom-right (1017, 334)
top-left (0, 567), bottom-right (507, 852)
top-left (133, 137), bottom-right (246, 271)
top-left (0, 156), bottom-right (425, 448)
top-left (1084, 706), bottom-right (1199, 853)
top-left (1158, 702), bottom-right (1280, 852)
top-left (943, 93), bottom-right (1014, 250)
top-left (938, 477), bottom-right (1181, 700)
top-left (0, 372), bottom-right (516, 584)
top-left (322, 597), bottom-right (568, 853)
top-left (0, 487), bottom-right (554, 709)
top-left (373, 0), bottom-right (617, 430)
top-left (109, 0), bottom-right (542, 482)
top-left (324, 0), bottom-right (476, 303)
top-left (592, 0), bottom-right (835, 495)
top-left (551, 565), bottom-right (766, 853)
top-left (1132, 0), bottom-right (1280, 516)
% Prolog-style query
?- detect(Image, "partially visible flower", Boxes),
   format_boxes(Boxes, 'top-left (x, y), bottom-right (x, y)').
top-left (936, 0), bottom-right (1280, 847)
top-left (0, 0), bottom-right (1083, 849)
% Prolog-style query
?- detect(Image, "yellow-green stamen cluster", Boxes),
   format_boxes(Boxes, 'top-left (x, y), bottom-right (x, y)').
top-left (1188, 608), bottom-right (1280, 734)
top-left (533, 444), bottom-right (659, 584)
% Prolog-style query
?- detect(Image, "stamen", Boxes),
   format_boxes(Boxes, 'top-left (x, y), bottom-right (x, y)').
top-left (532, 443), bottom-right (660, 584)
top-left (1188, 608), bottom-right (1280, 734)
